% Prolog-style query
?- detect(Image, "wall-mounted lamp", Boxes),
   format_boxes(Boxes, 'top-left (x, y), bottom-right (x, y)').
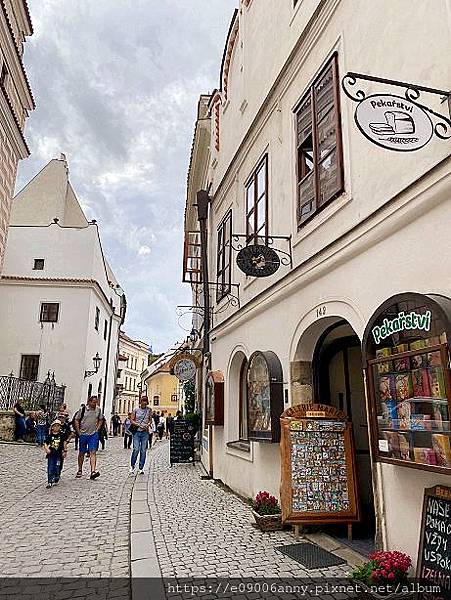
top-left (84, 352), bottom-right (102, 378)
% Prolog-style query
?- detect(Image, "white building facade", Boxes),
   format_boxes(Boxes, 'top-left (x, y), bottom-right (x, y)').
top-left (0, 156), bottom-right (126, 416)
top-left (184, 0), bottom-right (451, 565)
top-left (115, 332), bottom-right (150, 419)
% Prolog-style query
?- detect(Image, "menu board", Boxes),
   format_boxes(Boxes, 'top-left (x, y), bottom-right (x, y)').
top-left (417, 486), bottom-right (451, 600)
top-left (170, 420), bottom-right (195, 466)
top-left (280, 404), bottom-right (360, 525)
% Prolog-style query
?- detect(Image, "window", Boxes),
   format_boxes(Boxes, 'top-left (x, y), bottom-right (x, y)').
top-left (125, 376), bottom-right (128, 390)
top-left (33, 259), bottom-right (44, 270)
top-left (40, 302), bottom-right (59, 323)
top-left (0, 64), bottom-right (8, 91)
top-left (246, 155), bottom-right (268, 243)
top-left (153, 396), bottom-right (160, 406)
top-left (103, 319), bottom-right (108, 341)
top-left (20, 355), bottom-right (39, 381)
top-left (239, 360), bottom-right (248, 441)
top-left (171, 394), bottom-right (178, 403)
top-left (296, 54), bottom-right (343, 226)
top-left (216, 210), bottom-right (232, 301)
top-left (87, 382), bottom-right (93, 400)
top-left (95, 307), bottom-right (100, 331)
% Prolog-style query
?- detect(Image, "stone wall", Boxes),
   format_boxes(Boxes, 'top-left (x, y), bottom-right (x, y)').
top-left (0, 411), bottom-right (15, 441)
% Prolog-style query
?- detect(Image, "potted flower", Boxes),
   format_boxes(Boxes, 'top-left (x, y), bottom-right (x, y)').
top-left (351, 551), bottom-right (412, 599)
top-left (251, 491), bottom-right (283, 531)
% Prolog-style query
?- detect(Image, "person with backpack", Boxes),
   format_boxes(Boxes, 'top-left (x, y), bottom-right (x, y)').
top-left (73, 396), bottom-right (102, 480)
top-left (98, 416), bottom-right (108, 450)
top-left (71, 404), bottom-right (84, 451)
top-left (129, 397), bottom-right (155, 475)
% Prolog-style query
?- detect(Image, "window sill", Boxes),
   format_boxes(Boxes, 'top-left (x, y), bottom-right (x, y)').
top-left (293, 192), bottom-right (351, 249)
top-left (227, 440), bottom-right (250, 452)
top-left (226, 440), bottom-right (254, 462)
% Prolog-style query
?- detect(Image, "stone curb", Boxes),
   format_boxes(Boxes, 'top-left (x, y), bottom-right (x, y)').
top-left (130, 447), bottom-right (165, 600)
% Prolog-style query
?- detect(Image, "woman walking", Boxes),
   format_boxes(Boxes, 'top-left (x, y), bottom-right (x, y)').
top-left (13, 399), bottom-right (26, 442)
top-left (129, 397), bottom-right (155, 475)
top-left (123, 412), bottom-right (132, 449)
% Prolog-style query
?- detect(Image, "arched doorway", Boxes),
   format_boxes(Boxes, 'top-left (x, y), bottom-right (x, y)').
top-left (293, 316), bottom-right (375, 553)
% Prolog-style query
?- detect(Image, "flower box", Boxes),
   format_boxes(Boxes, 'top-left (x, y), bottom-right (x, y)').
top-left (252, 510), bottom-right (283, 532)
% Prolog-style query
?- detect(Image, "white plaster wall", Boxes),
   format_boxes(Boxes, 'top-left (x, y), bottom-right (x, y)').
top-left (209, 170), bottom-right (451, 560)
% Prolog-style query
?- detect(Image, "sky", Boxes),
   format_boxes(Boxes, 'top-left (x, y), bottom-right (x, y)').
top-left (16, 0), bottom-right (237, 353)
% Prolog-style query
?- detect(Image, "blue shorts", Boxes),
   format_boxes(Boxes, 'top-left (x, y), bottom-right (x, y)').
top-left (79, 432), bottom-right (99, 453)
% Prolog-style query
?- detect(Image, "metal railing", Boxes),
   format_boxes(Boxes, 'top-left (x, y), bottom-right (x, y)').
top-left (0, 371), bottom-right (66, 413)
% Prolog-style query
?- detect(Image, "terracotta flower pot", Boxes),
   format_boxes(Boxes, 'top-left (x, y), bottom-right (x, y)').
top-left (252, 510), bottom-right (283, 532)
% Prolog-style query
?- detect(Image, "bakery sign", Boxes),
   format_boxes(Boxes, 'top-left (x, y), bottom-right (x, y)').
top-left (342, 72), bottom-right (451, 153)
top-left (372, 310), bottom-right (432, 344)
top-left (355, 95), bottom-right (433, 151)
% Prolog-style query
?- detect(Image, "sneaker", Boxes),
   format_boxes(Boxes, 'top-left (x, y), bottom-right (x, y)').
top-left (46, 483), bottom-right (52, 489)
top-left (129, 466), bottom-right (136, 475)
top-left (76, 471), bottom-right (83, 478)
top-left (90, 471), bottom-right (100, 480)
top-left (138, 469), bottom-right (144, 475)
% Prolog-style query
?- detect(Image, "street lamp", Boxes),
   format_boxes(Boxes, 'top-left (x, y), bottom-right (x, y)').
top-left (189, 327), bottom-right (201, 345)
top-left (84, 352), bottom-right (102, 378)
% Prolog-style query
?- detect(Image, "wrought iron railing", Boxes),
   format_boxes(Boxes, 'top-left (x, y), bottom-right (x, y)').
top-left (0, 372), bottom-right (66, 413)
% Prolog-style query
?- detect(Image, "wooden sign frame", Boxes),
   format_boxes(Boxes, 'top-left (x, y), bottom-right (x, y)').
top-left (280, 404), bottom-right (360, 526)
top-left (416, 485), bottom-right (451, 592)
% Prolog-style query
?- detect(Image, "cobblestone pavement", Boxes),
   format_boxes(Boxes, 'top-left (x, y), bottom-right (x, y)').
top-left (0, 438), bottom-right (133, 597)
top-left (147, 440), bottom-right (354, 600)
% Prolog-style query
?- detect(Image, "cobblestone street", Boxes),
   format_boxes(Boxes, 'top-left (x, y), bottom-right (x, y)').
top-left (0, 438), bottom-right (359, 599)
top-left (0, 437), bottom-right (132, 597)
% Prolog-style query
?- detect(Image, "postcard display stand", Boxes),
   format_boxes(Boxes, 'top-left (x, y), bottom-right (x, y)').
top-left (280, 404), bottom-right (360, 540)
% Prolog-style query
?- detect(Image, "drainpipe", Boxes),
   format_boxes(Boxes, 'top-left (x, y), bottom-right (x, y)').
top-left (196, 190), bottom-right (210, 356)
top-left (102, 311), bottom-right (114, 415)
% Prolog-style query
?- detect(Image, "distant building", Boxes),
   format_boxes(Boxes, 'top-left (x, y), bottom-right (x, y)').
top-left (141, 352), bottom-right (182, 417)
top-left (0, 0), bottom-right (35, 270)
top-left (0, 155), bottom-right (126, 415)
top-left (115, 332), bottom-right (150, 419)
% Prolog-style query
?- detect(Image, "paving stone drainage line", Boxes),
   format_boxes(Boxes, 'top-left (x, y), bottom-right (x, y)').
top-left (130, 445), bottom-right (166, 600)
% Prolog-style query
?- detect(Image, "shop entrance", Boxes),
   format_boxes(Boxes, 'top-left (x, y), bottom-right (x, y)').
top-left (313, 320), bottom-right (375, 554)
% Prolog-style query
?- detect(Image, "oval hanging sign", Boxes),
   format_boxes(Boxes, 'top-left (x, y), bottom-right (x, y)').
top-left (354, 94), bottom-right (433, 152)
top-left (236, 244), bottom-right (280, 277)
top-left (173, 357), bottom-right (197, 381)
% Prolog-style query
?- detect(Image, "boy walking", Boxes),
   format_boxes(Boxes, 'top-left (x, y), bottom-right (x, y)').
top-left (74, 395), bottom-right (102, 480)
top-left (44, 419), bottom-right (67, 488)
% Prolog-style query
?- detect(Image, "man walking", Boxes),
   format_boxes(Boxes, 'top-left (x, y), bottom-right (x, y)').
top-left (111, 413), bottom-right (121, 436)
top-left (130, 397), bottom-right (154, 475)
top-left (74, 396), bottom-right (102, 480)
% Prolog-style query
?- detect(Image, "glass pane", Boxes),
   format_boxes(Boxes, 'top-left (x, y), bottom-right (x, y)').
top-left (317, 108), bottom-right (337, 161)
top-left (247, 355), bottom-right (271, 433)
top-left (315, 65), bottom-right (334, 123)
top-left (319, 148), bottom-right (340, 206)
top-left (298, 173), bottom-right (315, 223)
top-left (297, 95), bottom-right (312, 146)
top-left (246, 182), bottom-right (255, 212)
top-left (247, 210), bottom-right (255, 240)
top-left (225, 214), bottom-right (231, 243)
top-left (299, 136), bottom-right (314, 181)
top-left (257, 163), bottom-right (266, 197)
top-left (256, 198), bottom-right (266, 230)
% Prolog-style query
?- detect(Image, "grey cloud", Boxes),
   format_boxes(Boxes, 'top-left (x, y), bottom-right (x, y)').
top-left (17, 0), bottom-right (237, 351)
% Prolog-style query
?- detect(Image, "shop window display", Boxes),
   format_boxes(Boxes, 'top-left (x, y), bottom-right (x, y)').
top-left (364, 295), bottom-right (451, 473)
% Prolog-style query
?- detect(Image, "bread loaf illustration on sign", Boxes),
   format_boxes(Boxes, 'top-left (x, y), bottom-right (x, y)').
top-left (369, 110), bottom-right (415, 136)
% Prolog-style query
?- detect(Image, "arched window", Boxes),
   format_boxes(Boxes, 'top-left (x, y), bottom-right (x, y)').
top-left (239, 359), bottom-right (248, 441)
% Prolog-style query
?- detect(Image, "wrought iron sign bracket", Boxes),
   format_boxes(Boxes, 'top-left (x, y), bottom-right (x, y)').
top-left (342, 72), bottom-right (451, 152)
top-left (231, 234), bottom-right (293, 278)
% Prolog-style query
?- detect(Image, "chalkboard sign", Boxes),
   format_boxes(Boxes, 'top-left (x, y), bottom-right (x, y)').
top-left (417, 485), bottom-right (451, 600)
top-left (280, 404), bottom-right (360, 525)
top-left (170, 420), bottom-right (195, 466)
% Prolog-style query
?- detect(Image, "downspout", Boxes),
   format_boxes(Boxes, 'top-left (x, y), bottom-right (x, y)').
top-left (196, 190), bottom-right (210, 356)
top-left (102, 311), bottom-right (114, 415)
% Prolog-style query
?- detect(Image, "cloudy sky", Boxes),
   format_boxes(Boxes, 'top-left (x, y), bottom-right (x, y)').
top-left (17, 0), bottom-right (237, 352)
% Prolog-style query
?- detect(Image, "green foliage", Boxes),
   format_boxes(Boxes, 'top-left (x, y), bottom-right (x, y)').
top-left (183, 379), bottom-right (196, 413)
top-left (351, 561), bottom-right (378, 584)
top-left (184, 412), bottom-right (200, 431)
